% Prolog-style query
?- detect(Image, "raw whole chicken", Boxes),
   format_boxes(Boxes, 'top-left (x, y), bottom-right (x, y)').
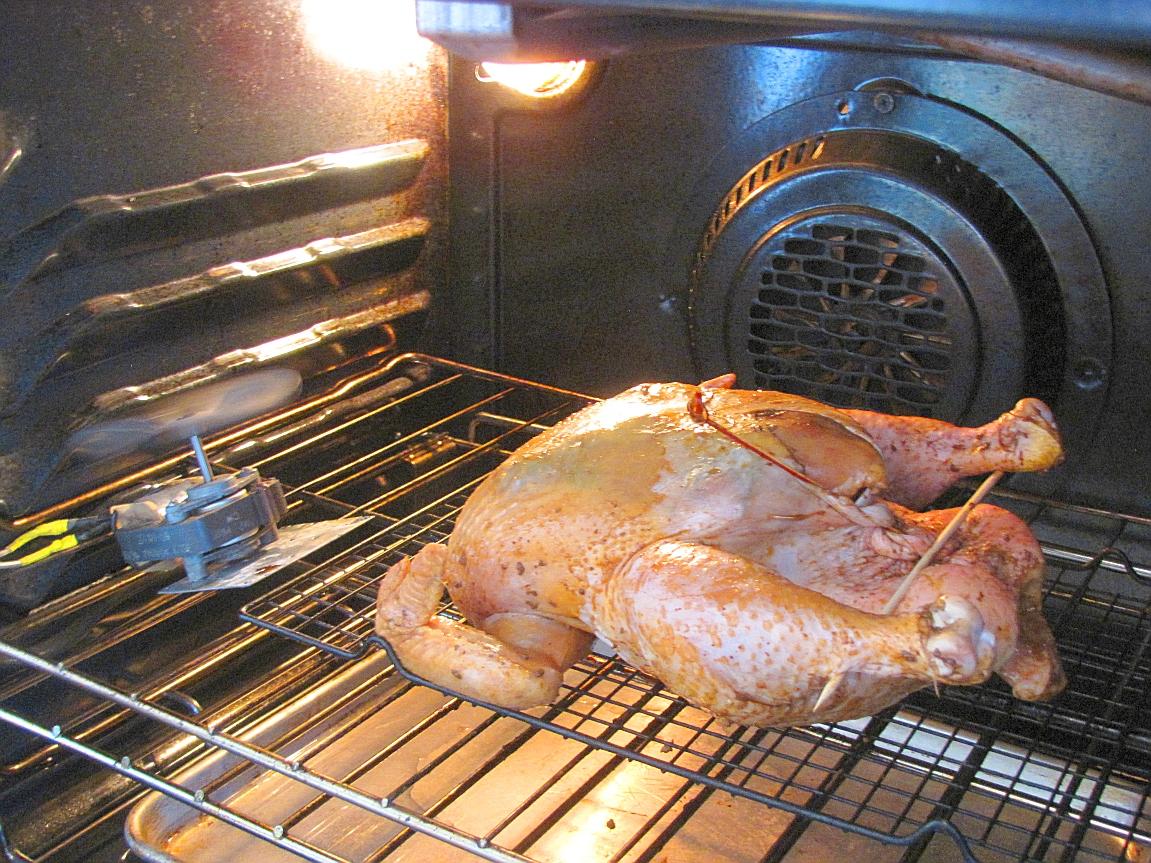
top-left (376, 376), bottom-right (1066, 726)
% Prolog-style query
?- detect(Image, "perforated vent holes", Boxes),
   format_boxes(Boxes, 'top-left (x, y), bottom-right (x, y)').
top-left (748, 221), bottom-right (967, 412)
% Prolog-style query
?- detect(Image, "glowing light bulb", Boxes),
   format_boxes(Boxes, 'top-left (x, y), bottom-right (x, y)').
top-left (476, 60), bottom-right (589, 98)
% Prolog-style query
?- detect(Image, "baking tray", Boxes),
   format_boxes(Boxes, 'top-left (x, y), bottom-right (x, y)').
top-left (123, 651), bottom-right (496, 863)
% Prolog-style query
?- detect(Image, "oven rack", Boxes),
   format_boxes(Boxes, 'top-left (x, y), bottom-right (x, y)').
top-left (0, 354), bottom-right (1147, 863)
top-left (240, 538), bottom-right (1151, 861)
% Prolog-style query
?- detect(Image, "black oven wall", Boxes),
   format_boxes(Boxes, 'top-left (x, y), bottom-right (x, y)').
top-left (438, 42), bottom-right (1151, 517)
top-left (0, 0), bottom-right (448, 521)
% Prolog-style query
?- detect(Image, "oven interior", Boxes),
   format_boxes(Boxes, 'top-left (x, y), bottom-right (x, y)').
top-left (1, 2), bottom-right (1149, 862)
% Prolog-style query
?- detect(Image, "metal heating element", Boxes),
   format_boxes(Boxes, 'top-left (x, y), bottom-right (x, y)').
top-left (0, 354), bottom-right (1148, 862)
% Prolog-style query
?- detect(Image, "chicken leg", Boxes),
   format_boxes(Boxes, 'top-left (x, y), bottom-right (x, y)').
top-left (902, 503), bottom-right (1065, 700)
top-left (761, 500), bottom-right (1065, 703)
top-left (844, 399), bottom-right (1063, 508)
top-left (593, 540), bottom-right (1000, 726)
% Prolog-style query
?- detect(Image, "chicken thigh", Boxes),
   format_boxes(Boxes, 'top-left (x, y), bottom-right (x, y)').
top-left (377, 379), bottom-right (1065, 726)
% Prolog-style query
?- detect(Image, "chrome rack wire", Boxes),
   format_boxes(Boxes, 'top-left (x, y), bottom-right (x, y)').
top-left (0, 354), bottom-right (1147, 863)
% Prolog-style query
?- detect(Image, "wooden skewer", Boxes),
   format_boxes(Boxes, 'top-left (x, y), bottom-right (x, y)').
top-left (880, 470), bottom-right (1006, 616)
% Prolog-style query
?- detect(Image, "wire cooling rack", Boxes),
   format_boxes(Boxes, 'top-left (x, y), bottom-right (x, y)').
top-left (233, 354), bottom-right (1151, 863)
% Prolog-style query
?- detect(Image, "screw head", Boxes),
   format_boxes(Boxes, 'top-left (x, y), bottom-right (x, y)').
top-left (873, 92), bottom-right (895, 114)
top-left (1072, 357), bottom-right (1106, 390)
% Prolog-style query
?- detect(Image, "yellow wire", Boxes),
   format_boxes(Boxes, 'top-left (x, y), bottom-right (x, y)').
top-left (0, 533), bottom-right (79, 568)
top-left (0, 520), bottom-right (72, 556)
top-left (9, 534), bottom-right (79, 566)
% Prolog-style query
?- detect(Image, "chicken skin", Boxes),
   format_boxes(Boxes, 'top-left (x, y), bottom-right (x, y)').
top-left (377, 378), bottom-right (1065, 726)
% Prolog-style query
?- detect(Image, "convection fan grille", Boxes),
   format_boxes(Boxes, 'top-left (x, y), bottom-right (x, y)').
top-left (748, 220), bottom-right (958, 412)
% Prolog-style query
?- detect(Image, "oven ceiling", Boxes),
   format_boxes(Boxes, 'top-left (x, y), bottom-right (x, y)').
top-left (416, 0), bottom-right (1151, 105)
top-left (416, 0), bottom-right (1151, 53)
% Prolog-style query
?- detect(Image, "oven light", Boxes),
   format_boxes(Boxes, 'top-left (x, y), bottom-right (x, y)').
top-left (300, 0), bottom-right (431, 73)
top-left (476, 61), bottom-right (589, 98)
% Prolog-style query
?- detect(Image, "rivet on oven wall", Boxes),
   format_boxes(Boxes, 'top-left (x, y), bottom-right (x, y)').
top-left (1072, 357), bottom-right (1107, 389)
top-left (835, 98), bottom-right (853, 117)
top-left (873, 92), bottom-right (896, 113)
